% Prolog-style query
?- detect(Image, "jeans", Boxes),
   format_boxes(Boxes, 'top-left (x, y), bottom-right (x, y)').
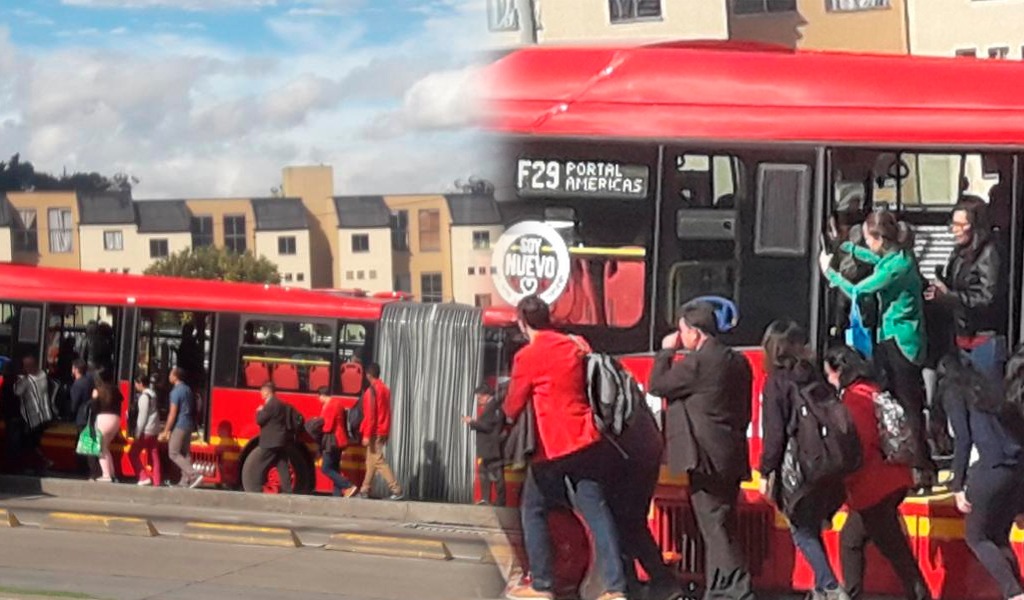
top-left (790, 520), bottom-right (839, 592)
top-left (840, 490), bottom-right (929, 600)
top-left (321, 447), bottom-right (353, 496)
top-left (523, 442), bottom-right (627, 595)
top-left (960, 335), bottom-right (1007, 387)
top-left (965, 464), bottom-right (1024, 598)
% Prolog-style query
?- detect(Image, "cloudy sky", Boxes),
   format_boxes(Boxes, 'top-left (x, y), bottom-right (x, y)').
top-left (0, 0), bottom-right (494, 199)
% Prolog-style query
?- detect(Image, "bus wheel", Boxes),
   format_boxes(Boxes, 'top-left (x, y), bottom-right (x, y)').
top-left (240, 445), bottom-right (313, 494)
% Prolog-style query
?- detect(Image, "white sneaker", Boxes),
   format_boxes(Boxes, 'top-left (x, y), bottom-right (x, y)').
top-left (95, 477), bottom-right (114, 483)
top-left (188, 475), bottom-right (205, 489)
top-left (137, 479), bottom-right (152, 486)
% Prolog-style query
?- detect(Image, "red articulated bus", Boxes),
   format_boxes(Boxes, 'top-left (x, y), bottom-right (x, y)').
top-left (0, 263), bottom-right (518, 496)
top-left (483, 43), bottom-right (1024, 599)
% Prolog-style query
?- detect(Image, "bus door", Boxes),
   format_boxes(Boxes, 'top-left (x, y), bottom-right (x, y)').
top-left (828, 149), bottom-right (1021, 348)
top-left (133, 309), bottom-right (215, 437)
top-left (0, 302), bottom-right (44, 382)
top-left (656, 145), bottom-right (820, 348)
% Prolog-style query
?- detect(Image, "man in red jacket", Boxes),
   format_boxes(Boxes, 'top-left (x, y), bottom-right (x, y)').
top-left (357, 363), bottom-right (403, 500)
top-left (502, 296), bottom-right (626, 600)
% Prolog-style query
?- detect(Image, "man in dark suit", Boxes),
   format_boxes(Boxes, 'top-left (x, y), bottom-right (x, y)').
top-left (255, 381), bottom-right (297, 494)
top-left (648, 300), bottom-right (754, 600)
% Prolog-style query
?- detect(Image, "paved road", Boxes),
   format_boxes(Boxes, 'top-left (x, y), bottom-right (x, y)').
top-left (0, 527), bottom-right (507, 600)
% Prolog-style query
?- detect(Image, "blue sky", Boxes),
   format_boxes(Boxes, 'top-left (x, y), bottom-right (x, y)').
top-left (0, 0), bottom-right (491, 197)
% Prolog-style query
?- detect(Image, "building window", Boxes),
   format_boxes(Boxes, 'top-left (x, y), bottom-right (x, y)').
top-left (357, 271), bottom-right (365, 280)
top-left (421, 272), bottom-right (443, 303)
top-left (346, 271), bottom-right (354, 280)
top-left (395, 273), bottom-right (411, 293)
top-left (490, 266), bottom-right (497, 275)
top-left (468, 267), bottom-right (475, 275)
top-left (826, 0), bottom-right (889, 11)
top-left (487, 0), bottom-right (519, 31)
top-left (47, 208), bottom-right (73, 254)
top-left (732, 0), bottom-right (797, 14)
top-left (13, 209), bottom-right (38, 253)
top-left (191, 216), bottom-right (213, 248)
top-left (351, 233), bottom-right (370, 253)
top-left (474, 294), bottom-right (492, 308)
top-left (224, 215), bottom-right (246, 254)
top-left (419, 209), bottom-right (440, 252)
top-left (122, 268), bottom-right (129, 274)
top-left (955, 48), bottom-right (977, 58)
top-left (609, 0), bottom-right (662, 22)
top-left (103, 230), bottom-right (124, 251)
top-left (278, 236), bottom-right (297, 255)
top-left (284, 273), bottom-right (293, 282)
top-left (297, 273), bottom-right (305, 282)
top-left (989, 46), bottom-right (1010, 59)
top-left (472, 230), bottom-right (491, 250)
top-left (150, 239), bottom-right (169, 259)
top-left (369, 270), bottom-right (377, 279)
top-left (390, 210), bottom-right (409, 251)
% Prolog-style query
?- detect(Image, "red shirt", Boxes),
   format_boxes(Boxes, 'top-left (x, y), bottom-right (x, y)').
top-left (320, 397), bottom-right (349, 449)
top-left (503, 330), bottom-right (601, 462)
top-left (842, 380), bottom-right (912, 511)
top-left (360, 379), bottom-right (392, 440)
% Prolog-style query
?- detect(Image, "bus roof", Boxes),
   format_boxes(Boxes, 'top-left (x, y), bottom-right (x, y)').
top-left (483, 45), bottom-right (1024, 147)
top-left (0, 263), bottom-right (518, 326)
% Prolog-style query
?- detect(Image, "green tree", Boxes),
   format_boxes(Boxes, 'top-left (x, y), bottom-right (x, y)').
top-left (0, 153), bottom-right (137, 193)
top-left (145, 246), bottom-right (281, 285)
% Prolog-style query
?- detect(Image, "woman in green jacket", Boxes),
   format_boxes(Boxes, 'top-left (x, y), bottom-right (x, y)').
top-left (819, 210), bottom-right (935, 481)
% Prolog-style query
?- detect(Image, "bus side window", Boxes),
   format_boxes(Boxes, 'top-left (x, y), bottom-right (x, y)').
top-left (239, 318), bottom-right (334, 393)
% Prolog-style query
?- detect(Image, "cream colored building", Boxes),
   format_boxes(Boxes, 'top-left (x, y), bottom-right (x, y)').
top-left (134, 200), bottom-right (193, 270)
top-left (334, 196), bottom-right (395, 294)
top-left (446, 194), bottom-right (504, 307)
top-left (282, 166), bottom-right (337, 289)
top-left (0, 198), bottom-right (14, 263)
top-left (906, 0), bottom-right (1024, 59)
top-left (487, 0), bottom-right (728, 47)
top-left (729, 0), bottom-right (909, 52)
top-left (252, 197), bottom-right (312, 288)
top-left (77, 192), bottom-right (138, 274)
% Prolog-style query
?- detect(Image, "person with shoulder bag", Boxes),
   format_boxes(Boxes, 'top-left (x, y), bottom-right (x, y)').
top-left (317, 387), bottom-right (355, 497)
top-left (823, 347), bottom-right (928, 600)
top-left (758, 321), bottom-right (851, 600)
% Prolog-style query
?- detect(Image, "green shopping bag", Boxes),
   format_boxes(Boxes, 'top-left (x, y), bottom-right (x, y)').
top-left (76, 427), bottom-right (101, 457)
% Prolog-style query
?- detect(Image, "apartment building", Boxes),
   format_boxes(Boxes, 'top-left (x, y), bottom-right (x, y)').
top-left (6, 191), bottom-right (80, 269)
top-left (252, 197), bottom-right (312, 288)
top-left (487, 0), bottom-right (729, 47)
top-left (134, 200), bottom-right (193, 269)
top-left (906, 0), bottom-right (1024, 59)
top-left (78, 191), bottom-right (138, 274)
top-left (447, 194), bottom-right (504, 308)
top-left (333, 195), bottom-right (394, 294)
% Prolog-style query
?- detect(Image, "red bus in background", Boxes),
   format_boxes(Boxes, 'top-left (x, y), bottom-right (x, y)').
top-left (483, 43), bottom-right (1024, 599)
top-left (0, 263), bottom-right (517, 495)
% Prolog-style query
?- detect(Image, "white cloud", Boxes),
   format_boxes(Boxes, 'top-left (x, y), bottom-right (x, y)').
top-left (11, 9), bottom-right (56, 27)
top-left (2, 4), bottom-right (495, 199)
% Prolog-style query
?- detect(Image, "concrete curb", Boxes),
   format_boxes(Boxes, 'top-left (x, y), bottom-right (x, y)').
top-left (180, 522), bottom-right (301, 548)
top-left (0, 509), bottom-right (19, 527)
top-left (326, 532), bottom-right (452, 560)
top-left (0, 474), bottom-right (522, 530)
top-left (40, 512), bottom-right (157, 537)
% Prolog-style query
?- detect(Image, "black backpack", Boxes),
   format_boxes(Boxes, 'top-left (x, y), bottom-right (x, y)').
top-left (347, 385), bottom-right (373, 441)
top-left (788, 380), bottom-right (862, 486)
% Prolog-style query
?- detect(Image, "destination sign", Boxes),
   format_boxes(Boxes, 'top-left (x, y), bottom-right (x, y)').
top-left (516, 159), bottom-right (649, 200)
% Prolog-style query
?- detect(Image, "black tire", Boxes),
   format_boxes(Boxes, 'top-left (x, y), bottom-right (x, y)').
top-left (240, 444), bottom-right (314, 494)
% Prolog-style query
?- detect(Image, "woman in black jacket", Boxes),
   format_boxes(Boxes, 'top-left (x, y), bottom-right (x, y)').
top-left (942, 352), bottom-right (1024, 600)
top-left (758, 320), bottom-right (849, 600)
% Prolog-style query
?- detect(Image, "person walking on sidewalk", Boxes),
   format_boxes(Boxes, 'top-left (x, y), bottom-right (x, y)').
top-left (463, 384), bottom-right (506, 506)
top-left (90, 368), bottom-right (123, 483)
top-left (129, 373), bottom-right (162, 487)
top-left (69, 359), bottom-right (99, 480)
top-left (648, 299), bottom-right (755, 600)
top-left (502, 295), bottom-right (628, 600)
top-left (159, 367), bottom-right (203, 488)
top-left (823, 346), bottom-right (929, 600)
top-left (318, 387), bottom-right (355, 497)
top-left (255, 381), bottom-right (300, 494)
top-left (358, 364), bottom-right (403, 500)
